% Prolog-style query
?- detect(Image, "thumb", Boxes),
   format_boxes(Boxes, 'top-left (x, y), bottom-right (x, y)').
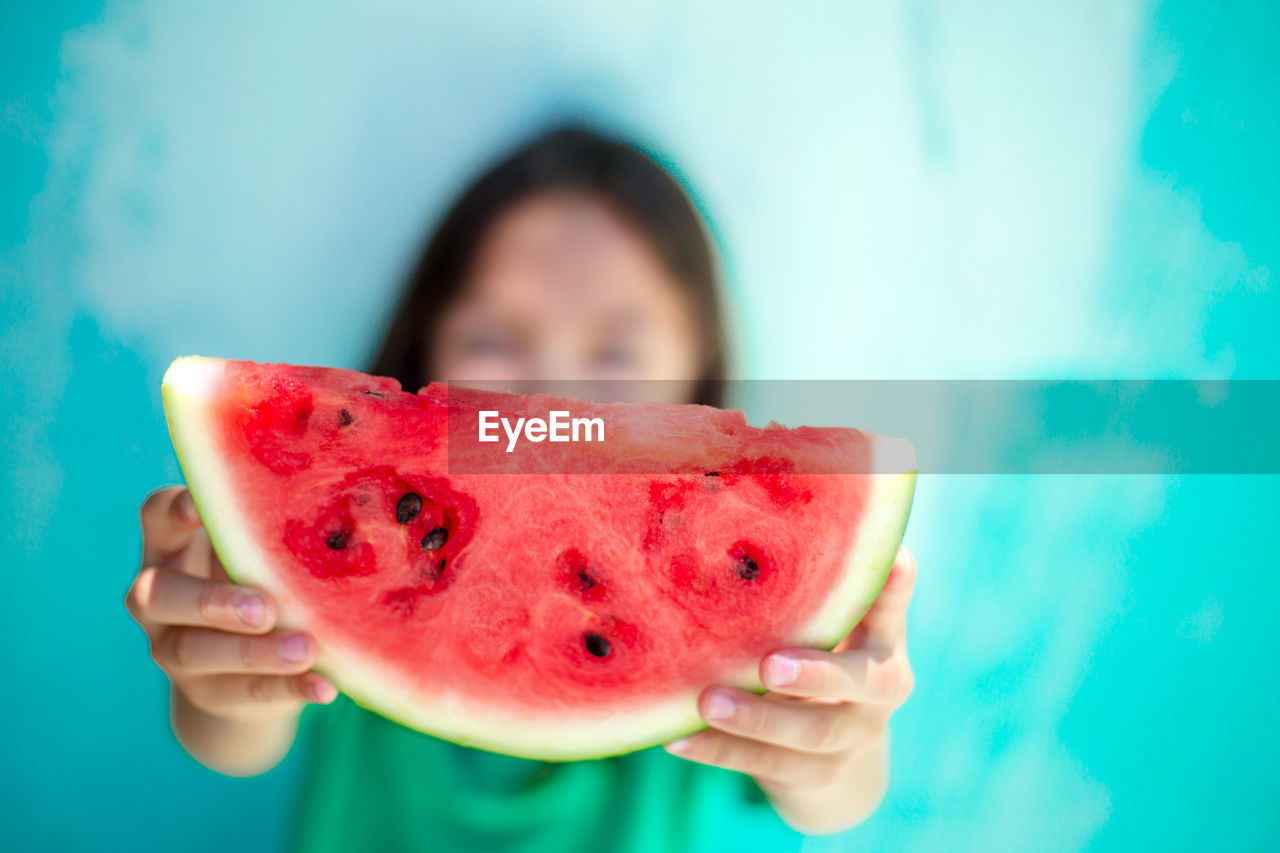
top-left (140, 486), bottom-right (204, 567)
top-left (209, 548), bottom-right (231, 583)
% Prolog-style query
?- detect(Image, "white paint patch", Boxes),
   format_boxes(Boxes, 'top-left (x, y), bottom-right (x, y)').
top-left (1177, 596), bottom-right (1224, 643)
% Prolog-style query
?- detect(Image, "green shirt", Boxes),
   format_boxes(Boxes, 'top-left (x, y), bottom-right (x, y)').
top-left (293, 696), bottom-right (805, 853)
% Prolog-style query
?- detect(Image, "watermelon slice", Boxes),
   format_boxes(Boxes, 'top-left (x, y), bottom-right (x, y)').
top-left (161, 357), bottom-right (916, 761)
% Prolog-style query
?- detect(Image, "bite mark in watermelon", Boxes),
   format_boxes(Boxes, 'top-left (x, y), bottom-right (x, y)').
top-left (162, 357), bottom-right (916, 761)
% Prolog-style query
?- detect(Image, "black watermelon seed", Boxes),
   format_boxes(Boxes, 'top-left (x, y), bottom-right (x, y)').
top-left (737, 555), bottom-right (760, 581)
top-left (584, 632), bottom-right (611, 658)
top-left (704, 471), bottom-right (720, 477)
top-left (577, 569), bottom-right (596, 590)
top-left (363, 390), bottom-right (387, 398)
top-left (326, 531), bottom-right (349, 550)
top-left (338, 408), bottom-right (353, 426)
top-left (421, 527), bottom-right (448, 551)
top-left (396, 493), bottom-right (423, 524)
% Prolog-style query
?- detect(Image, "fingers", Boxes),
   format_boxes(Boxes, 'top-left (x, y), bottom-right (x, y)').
top-left (664, 729), bottom-right (845, 793)
top-left (126, 566), bottom-right (276, 634)
top-left (134, 486), bottom-right (336, 722)
top-left (759, 647), bottom-right (913, 706)
top-left (152, 627), bottom-right (317, 676)
top-left (182, 672), bottom-right (337, 718)
top-left (663, 549), bottom-right (917, 793)
top-left (759, 547), bottom-right (916, 704)
top-left (696, 687), bottom-right (879, 754)
top-left (140, 487), bottom-right (204, 566)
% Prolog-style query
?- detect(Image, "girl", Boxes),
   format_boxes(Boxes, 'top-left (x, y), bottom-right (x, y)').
top-left (127, 126), bottom-right (917, 851)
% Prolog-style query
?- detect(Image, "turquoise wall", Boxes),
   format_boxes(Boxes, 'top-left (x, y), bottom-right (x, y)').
top-left (2, 2), bottom-right (1276, 850)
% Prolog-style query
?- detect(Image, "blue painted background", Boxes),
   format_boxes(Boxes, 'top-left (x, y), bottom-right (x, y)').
top-left (2, 2), bottom-right (1276, 850)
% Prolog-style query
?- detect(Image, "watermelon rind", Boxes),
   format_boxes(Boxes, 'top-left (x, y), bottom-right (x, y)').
top-left (162, 356), bottom-right (916, 761)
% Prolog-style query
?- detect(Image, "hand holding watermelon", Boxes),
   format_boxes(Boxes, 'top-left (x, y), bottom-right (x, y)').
top-left (664, 545), bottom-right (917, 834)
top-left (126, 486), bottom-right (338, 775)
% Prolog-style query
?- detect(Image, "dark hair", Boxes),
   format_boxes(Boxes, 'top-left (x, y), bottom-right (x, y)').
top-left (368, 124), bottom-right (728, 407)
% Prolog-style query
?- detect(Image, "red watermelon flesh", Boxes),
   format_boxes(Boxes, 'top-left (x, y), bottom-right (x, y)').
top-left (162, 357), bottom-right (916, 760)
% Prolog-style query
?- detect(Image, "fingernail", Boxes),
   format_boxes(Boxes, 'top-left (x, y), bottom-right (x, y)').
top-left (665, 737), bottom-right (690, 753)
top-left (704, 691), bottom-right (736, 720)
top-left (765, 655), bottom-right (800, 687)
top-left (279, 634), bottom-right (309, 662)
top-left (236, 595), bottom-right (265, 628)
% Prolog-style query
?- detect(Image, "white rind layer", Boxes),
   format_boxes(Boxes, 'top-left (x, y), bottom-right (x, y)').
top-left (162, 355), bottom-right (917, 761)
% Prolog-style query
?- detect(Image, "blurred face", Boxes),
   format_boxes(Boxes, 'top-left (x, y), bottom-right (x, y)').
top-left (429, 193), bottom-right (703, 404)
